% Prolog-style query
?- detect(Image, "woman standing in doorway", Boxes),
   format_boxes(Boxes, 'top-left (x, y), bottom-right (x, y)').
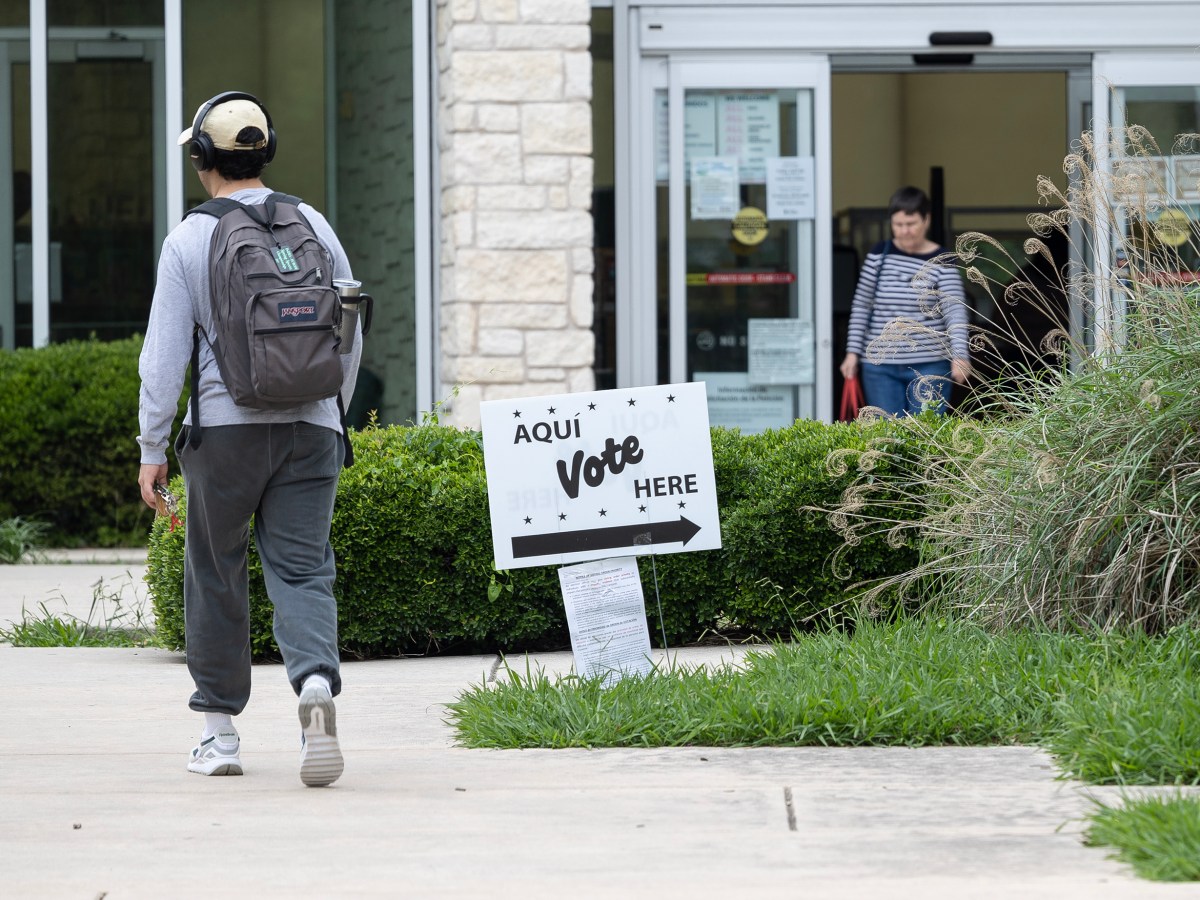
top-left (840, 186), bottom-right (971, 415)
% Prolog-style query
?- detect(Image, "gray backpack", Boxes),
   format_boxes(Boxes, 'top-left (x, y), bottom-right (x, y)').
top-left (185, 193), bottom-right (350, 457)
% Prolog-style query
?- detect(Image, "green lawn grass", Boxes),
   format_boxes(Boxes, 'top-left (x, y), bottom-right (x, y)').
top-left (448, 618), bottom-right (1200, 786)
top-left (1086, 794), bottom-right (1200, 881)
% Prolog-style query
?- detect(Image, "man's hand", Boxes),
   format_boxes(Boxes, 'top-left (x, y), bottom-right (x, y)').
top-left (139, 463), bottom-right (169, 511)
top-left (951, 358), bottom-right (973, 384)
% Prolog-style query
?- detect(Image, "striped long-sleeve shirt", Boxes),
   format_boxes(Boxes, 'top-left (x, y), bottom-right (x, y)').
top-left (845, 241), bottom-right (970, 364)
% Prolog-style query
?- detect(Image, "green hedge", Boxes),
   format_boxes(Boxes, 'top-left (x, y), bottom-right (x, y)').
top-left (147, 418), bottom-right (921, 658)
top-left (0, 336), bottom-right (187, 546)
top-left (720, 420), bottom-right (920, 632)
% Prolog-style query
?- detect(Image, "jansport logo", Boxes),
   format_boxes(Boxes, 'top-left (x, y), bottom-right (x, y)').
top-left (278, 302), bottom-right (318, 323)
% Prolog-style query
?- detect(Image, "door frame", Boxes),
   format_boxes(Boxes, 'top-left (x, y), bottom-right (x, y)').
top-left (1090, 52), bottom-right (1200, 353)
top-left (0, 26), bottom-right (166, 349)
top-left (621, 53), bottom-right (833, 419)
top-left (667, 57), bottom-right (832, 421)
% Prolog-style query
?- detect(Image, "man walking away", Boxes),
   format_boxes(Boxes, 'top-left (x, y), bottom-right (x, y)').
top-left (136, 92), bottom-right (361, 787)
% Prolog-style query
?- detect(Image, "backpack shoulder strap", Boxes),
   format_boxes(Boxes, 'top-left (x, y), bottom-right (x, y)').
top-left (189, 326), bottom-right (204, 449)
top-left (183, 196), bottom-right (254, 448)
top-left (184, 194), bottom-right (304, 221)
top-left (266, 192), bottom-right (319, 233)
top-left (184, 197), bottom-right (247, 221)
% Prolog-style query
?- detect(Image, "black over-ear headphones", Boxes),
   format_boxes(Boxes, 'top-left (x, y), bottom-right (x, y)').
top-left (187, 90), bottom-right (277, 172)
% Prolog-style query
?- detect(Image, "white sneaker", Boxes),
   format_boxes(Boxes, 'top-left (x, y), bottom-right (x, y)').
top-left (298, 685), bottom-right (343, 787)
top-left (187, 730), bottom-right (242, 776)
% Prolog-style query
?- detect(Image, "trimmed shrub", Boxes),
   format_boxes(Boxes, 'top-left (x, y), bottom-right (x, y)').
top-left (148, 417), bottom-right (922, 659)
top-left (631, 425), bottom-right (757, 644)
top-left (0, 336), bottom-right (186, 546)
top-left (332, 424), bottom-right (565, 656)
top-left (719, 418), bottom-right (921, 633)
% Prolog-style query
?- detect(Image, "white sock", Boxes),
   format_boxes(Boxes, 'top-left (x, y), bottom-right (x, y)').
top-left (202, 712), bottom-right (237, 744)
top-left (302, 673), bottom-right (332, 696)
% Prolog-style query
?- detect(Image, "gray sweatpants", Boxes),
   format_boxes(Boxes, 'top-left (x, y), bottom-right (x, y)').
top-left (176, 422), bottom-right (344, 715)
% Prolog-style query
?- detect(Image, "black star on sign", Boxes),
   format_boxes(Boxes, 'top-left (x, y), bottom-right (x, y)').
top-left (512, 410), bottom-right (521, 418)
top-left (547, 406), bottom-right (556, 414)
top-left (587, 402), bottom-right (596, 411)
top-left (558, 513), bottom-right (567, 521)
top-left (678, 501), bottom-right (687, 509)
top-left (667, 394), bottom-right (676, 402)
top-left (627, 398), bottom-right (637, 407)
top-left (523, 516), bottom-right (532, 525)
top-left (638, 505), bottom-right (647, 513)
top-left (599, 509), bottom-right (607, 517)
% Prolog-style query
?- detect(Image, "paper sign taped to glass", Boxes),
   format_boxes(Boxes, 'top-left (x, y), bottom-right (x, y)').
top-left (479, 382), bottom-right (722, 570)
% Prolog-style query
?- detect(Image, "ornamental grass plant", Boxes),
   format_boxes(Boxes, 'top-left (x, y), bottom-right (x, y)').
top-left (828, 127), bottom-right (1200, 631)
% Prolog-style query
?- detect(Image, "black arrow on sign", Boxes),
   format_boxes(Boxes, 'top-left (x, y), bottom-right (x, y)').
top-left (512, 516), bottom-right (701, 559)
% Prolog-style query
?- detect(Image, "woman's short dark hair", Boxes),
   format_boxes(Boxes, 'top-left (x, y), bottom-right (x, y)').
top-left (212, 126), bottom-right (270, 180)
top-left (888, 186), bottom-right (930, 218)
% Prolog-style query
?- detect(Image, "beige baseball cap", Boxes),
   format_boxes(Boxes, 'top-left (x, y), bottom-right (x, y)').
top-left (177, 97), bottom-right (269, 151)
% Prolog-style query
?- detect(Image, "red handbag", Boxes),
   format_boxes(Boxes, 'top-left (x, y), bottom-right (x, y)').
top-left (839, 376), bottom-right (865, 421)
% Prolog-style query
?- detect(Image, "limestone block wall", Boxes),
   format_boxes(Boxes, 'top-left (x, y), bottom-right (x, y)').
top-left (436, 0), bottom-right (595, 428)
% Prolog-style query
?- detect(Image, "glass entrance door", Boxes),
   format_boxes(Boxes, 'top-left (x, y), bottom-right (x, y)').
top-left (2, 32), bottom-right (163, 349)
top-left (646, 58), bottom-right (831, 431)
top-left (1091, 55), bottom-right (1200, 351)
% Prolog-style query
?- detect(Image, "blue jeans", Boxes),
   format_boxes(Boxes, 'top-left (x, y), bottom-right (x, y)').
top-left (860, 360), bottom-right (953, 416)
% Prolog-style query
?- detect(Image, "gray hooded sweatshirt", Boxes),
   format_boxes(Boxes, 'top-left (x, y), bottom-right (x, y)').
top-left (137, 187), bottom-right (361, 466)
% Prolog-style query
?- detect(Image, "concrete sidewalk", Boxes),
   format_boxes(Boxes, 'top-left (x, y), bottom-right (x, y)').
top-left (2, 561), bottom-right (1197, 898)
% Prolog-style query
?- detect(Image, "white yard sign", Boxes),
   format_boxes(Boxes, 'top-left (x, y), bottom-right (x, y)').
top-left (480, 382), bottom-right (722, 570)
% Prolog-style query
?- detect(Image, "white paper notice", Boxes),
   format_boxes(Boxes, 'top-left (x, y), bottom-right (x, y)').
top-left (766, 157), bottom-right (815, 220)
top-left (691, 156), bottom-right (739, 220)
top-left (685, 93), bottom-right (719, 167)
top-left (658, 92), bottom-right (722, 183)
top-left (558, 557), bottom-right (654, 685)
top-left (748, 318), bottom-right (815, 385)
top-left (697, 371), bottom-right (796, 434)
top-left (717, 93), bottom-right (779, 184)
